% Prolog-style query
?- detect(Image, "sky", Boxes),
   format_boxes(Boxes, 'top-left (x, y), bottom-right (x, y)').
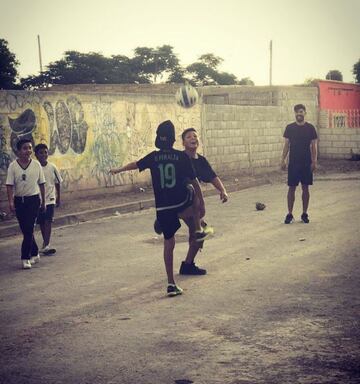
top-left (1, 0), bottom-right (359, 85)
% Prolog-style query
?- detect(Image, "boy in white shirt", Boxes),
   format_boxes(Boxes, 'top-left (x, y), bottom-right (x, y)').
top-left (34, 144), bottom-right (62, 255)
top-left (6, 139), bottom-right (46, 269)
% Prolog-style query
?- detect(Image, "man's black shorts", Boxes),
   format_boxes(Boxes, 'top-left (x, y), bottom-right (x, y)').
top-left (288, 164), bottom-right (313, 186)
top-left (156, 185), bottom-right (194, 240)
top-left (37, 204), bottom-right (55, 225)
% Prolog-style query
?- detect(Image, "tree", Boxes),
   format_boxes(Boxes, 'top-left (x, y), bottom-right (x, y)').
top-left (353, 59), bottom-right (360, 83)
top-left (186, 53), bottom-right (237, 86)
top-left (238, 77), bottom-right (255, 85)
top-left (21, 50), bottom-right (146, 89)
top-left (0, 39), bottom-right (20, 89)
top-left (302, 78), bottom-right (322, 87)
top-left (132, 45), bottom-right (180, 83)
top-left (326, 70), bottom-right (343, 81)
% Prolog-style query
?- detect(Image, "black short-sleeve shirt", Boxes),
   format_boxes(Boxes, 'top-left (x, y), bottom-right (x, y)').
top-left (189, 154), bottom-right (217, 183)
top-left (137, 149), bottom-right (196, 210)
top-left (283, 122), bottom-right (317, 166)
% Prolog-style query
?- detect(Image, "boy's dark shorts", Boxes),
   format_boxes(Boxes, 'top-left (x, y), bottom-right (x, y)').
top-left (37, 204), bottom-right (55, 224)
top-left (288, 164), bottom-right (313, 186)
top-left (156, 185), bottom-right (194, 240)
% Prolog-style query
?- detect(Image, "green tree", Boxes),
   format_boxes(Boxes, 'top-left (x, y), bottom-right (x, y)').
top-left (302, 78), bottom-right (322, 87)
top-left (353, 59), bottom-right (360, 83)
top-left (326, 70), bottom-right (343, 81)
top-left (238, 77), bottom-right (255, 85)
top-left (132, 45), bottom-right (180, 83)
top-left (186, 53), bottom-right (237, 86)
top-left (21, 51), bottom-right (146, 89)
top-left (0, 39), bottom-right (20, 89)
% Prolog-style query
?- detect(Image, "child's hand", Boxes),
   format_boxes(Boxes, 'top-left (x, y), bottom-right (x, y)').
top-left (220, 191), bottom-right (228, 203)
top-left (56, 199), bottom-right (61, 208)
top-left (40, 202), bottom-right (46, 212)
top-left (109, 168), bottom-right (118, 175)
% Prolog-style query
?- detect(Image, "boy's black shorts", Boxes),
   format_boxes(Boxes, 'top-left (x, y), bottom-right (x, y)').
top-left (37, 204), bottom-right (55, 224)
top-left (156, 185), bottom-right (194, 240)
top-left (288, 164), bottom-right (313, 186)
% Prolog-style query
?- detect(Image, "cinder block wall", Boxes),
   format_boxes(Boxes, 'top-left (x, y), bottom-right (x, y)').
top-left (318, 110), bottom-right (360, 159)
top-left (201, 86), bottom-right (318, 175)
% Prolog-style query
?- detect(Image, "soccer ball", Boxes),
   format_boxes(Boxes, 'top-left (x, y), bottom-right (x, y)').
top-left (175, 84), bottom-right (199, 108)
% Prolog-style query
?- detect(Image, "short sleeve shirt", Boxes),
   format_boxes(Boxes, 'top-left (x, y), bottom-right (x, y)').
top-left (41, 162), bottom-right (63, 205)
top-left (189, 154), bottom-right (217, 183)
top-left (283, 122), bottom-right (317, 166)
top-left (137, 149), bottom-right (196, 211)
top-left (6, 159), bottom-right (46, 197)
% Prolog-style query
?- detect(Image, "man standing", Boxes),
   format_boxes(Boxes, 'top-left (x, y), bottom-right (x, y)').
top-left (281, 104), bottom-right (318, 224)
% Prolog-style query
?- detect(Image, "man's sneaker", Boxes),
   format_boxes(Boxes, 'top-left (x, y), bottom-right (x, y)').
top-left (153, 219), bottom-right (163, 235)
top-left (301, 213), bottom-right (310, 223)
top-left (284, 213), bottom-right (294, 224)
top-left (167, 284), bottom-right (183, 297)
top-left (22, 260), bottom-right (32, 269)
top-left (195, 230), bottom-right (210, 242)
top-left (40, 245), bottom-right (56, 256)
top-left (30, 254), bottom-right (40, 264)
top-left (179, 261), bottom-right (207, 275)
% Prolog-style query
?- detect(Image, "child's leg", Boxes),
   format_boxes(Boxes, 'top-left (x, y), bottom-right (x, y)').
top-left (163, 237), bottom-right (176, 284)
top-left (40, 221), bottom-right (52, 247)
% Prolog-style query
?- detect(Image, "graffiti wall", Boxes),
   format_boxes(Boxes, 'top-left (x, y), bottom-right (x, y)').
top-left (0, 90), bottom-right (201, 205)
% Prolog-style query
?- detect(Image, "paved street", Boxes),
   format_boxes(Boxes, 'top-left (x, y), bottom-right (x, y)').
top-left (1, 176), bottom-right (359, 384)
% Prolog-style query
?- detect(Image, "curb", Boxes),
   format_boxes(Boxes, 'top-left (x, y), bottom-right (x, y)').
top-left (0, 178), bottom-right (269, 239)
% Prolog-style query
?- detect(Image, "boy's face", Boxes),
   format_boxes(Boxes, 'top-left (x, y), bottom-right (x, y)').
top-left (183, 131), bottom-right (199, 151)
top-left (36, 147), bottom-right (49, 164)
top-left (18, 142), bottom-right (32, 159)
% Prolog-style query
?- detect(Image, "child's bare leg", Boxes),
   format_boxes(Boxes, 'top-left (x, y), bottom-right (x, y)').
top-left (40, 221), bottom-right (52, 247)
top-left (164, 237), bottom-right (176, 284)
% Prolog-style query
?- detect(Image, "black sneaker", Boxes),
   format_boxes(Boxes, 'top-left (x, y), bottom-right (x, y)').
top-left (284, 213), bottom-right (294, 224)
top-left (167, 284), bottom-right (183, 297)
top-left (179, 261), bottom-right (207, 275)
top-left (301, 213), bottom-right (310, 223)
top-left (153, 219), bottom-right (163, 235)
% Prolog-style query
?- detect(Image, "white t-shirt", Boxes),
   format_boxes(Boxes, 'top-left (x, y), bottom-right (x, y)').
top-left (6, 159), bottom-right (46, 197)
top-left (41, 162), bottom-right (63, 205)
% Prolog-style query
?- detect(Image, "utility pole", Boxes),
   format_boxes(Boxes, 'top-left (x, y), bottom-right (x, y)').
top-left (37, 35), bottom-right (43, 73)
top-left (269, 40), bottom-right (273, 86)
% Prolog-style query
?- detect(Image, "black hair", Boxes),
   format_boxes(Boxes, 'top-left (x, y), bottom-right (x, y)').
top-left (181, 127), bottom-right (197, 141)
top-left (294, 104), bottom-right (306, 112)
top-left (34, 143), bottom-right (48, 154)
top-left (16, 139), bottom-right (32, 151)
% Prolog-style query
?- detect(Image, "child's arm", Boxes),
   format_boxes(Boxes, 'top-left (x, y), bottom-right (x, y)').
top-left (39, 184), bottom-right (46, 211)
top-left (6, 185), bottom-right (15, 213)
top-left (55, 183), bottom-right (61, 207)
top-left (109, 161), bottom-right (138, 175)
top-left (211, 176), bottom-right (228, 202)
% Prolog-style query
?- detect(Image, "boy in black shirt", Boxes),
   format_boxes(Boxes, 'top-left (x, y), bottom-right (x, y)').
top-left (281, 104), bottom-right (318, 224)
top-left (109, 120), bottom-right (209, 296)
top-left (179, 127), bottom-right (228, 275)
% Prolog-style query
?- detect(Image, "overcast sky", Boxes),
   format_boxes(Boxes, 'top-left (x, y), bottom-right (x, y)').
top-left (1, 0), bottom-right (359, 85)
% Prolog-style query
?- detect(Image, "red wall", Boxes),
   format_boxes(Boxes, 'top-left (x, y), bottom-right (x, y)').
top-left (318, 80), bottom-right (360, 110)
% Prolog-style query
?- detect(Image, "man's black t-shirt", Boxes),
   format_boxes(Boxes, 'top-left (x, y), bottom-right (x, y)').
top-left (137, 149), bottom-right (196, 211)
top-left (189, 154), bottom-right (217, 183)
top-left (283, 122), bottom-right (317, 166)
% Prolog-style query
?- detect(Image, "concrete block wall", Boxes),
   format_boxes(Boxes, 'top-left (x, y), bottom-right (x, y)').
top-left (318, 111), bottom-right (360, 158)
top-left (202, 86), bottom-right (319, 175)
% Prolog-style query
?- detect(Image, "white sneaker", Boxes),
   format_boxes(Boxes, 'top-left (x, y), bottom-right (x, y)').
top-left (40, 245), bottom-right (56, 256)
top-left (30, 254), bottom-right (40, 264)
top-left (22, 260), bottom-right (32, 269)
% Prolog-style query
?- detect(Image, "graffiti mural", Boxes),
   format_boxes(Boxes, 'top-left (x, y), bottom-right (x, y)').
top-left (8, 109), bottom-right (36, 153)
top-left (90, 101), bottom-right (127, 187)
top-left (43, 96), bottom-right (88, 155)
